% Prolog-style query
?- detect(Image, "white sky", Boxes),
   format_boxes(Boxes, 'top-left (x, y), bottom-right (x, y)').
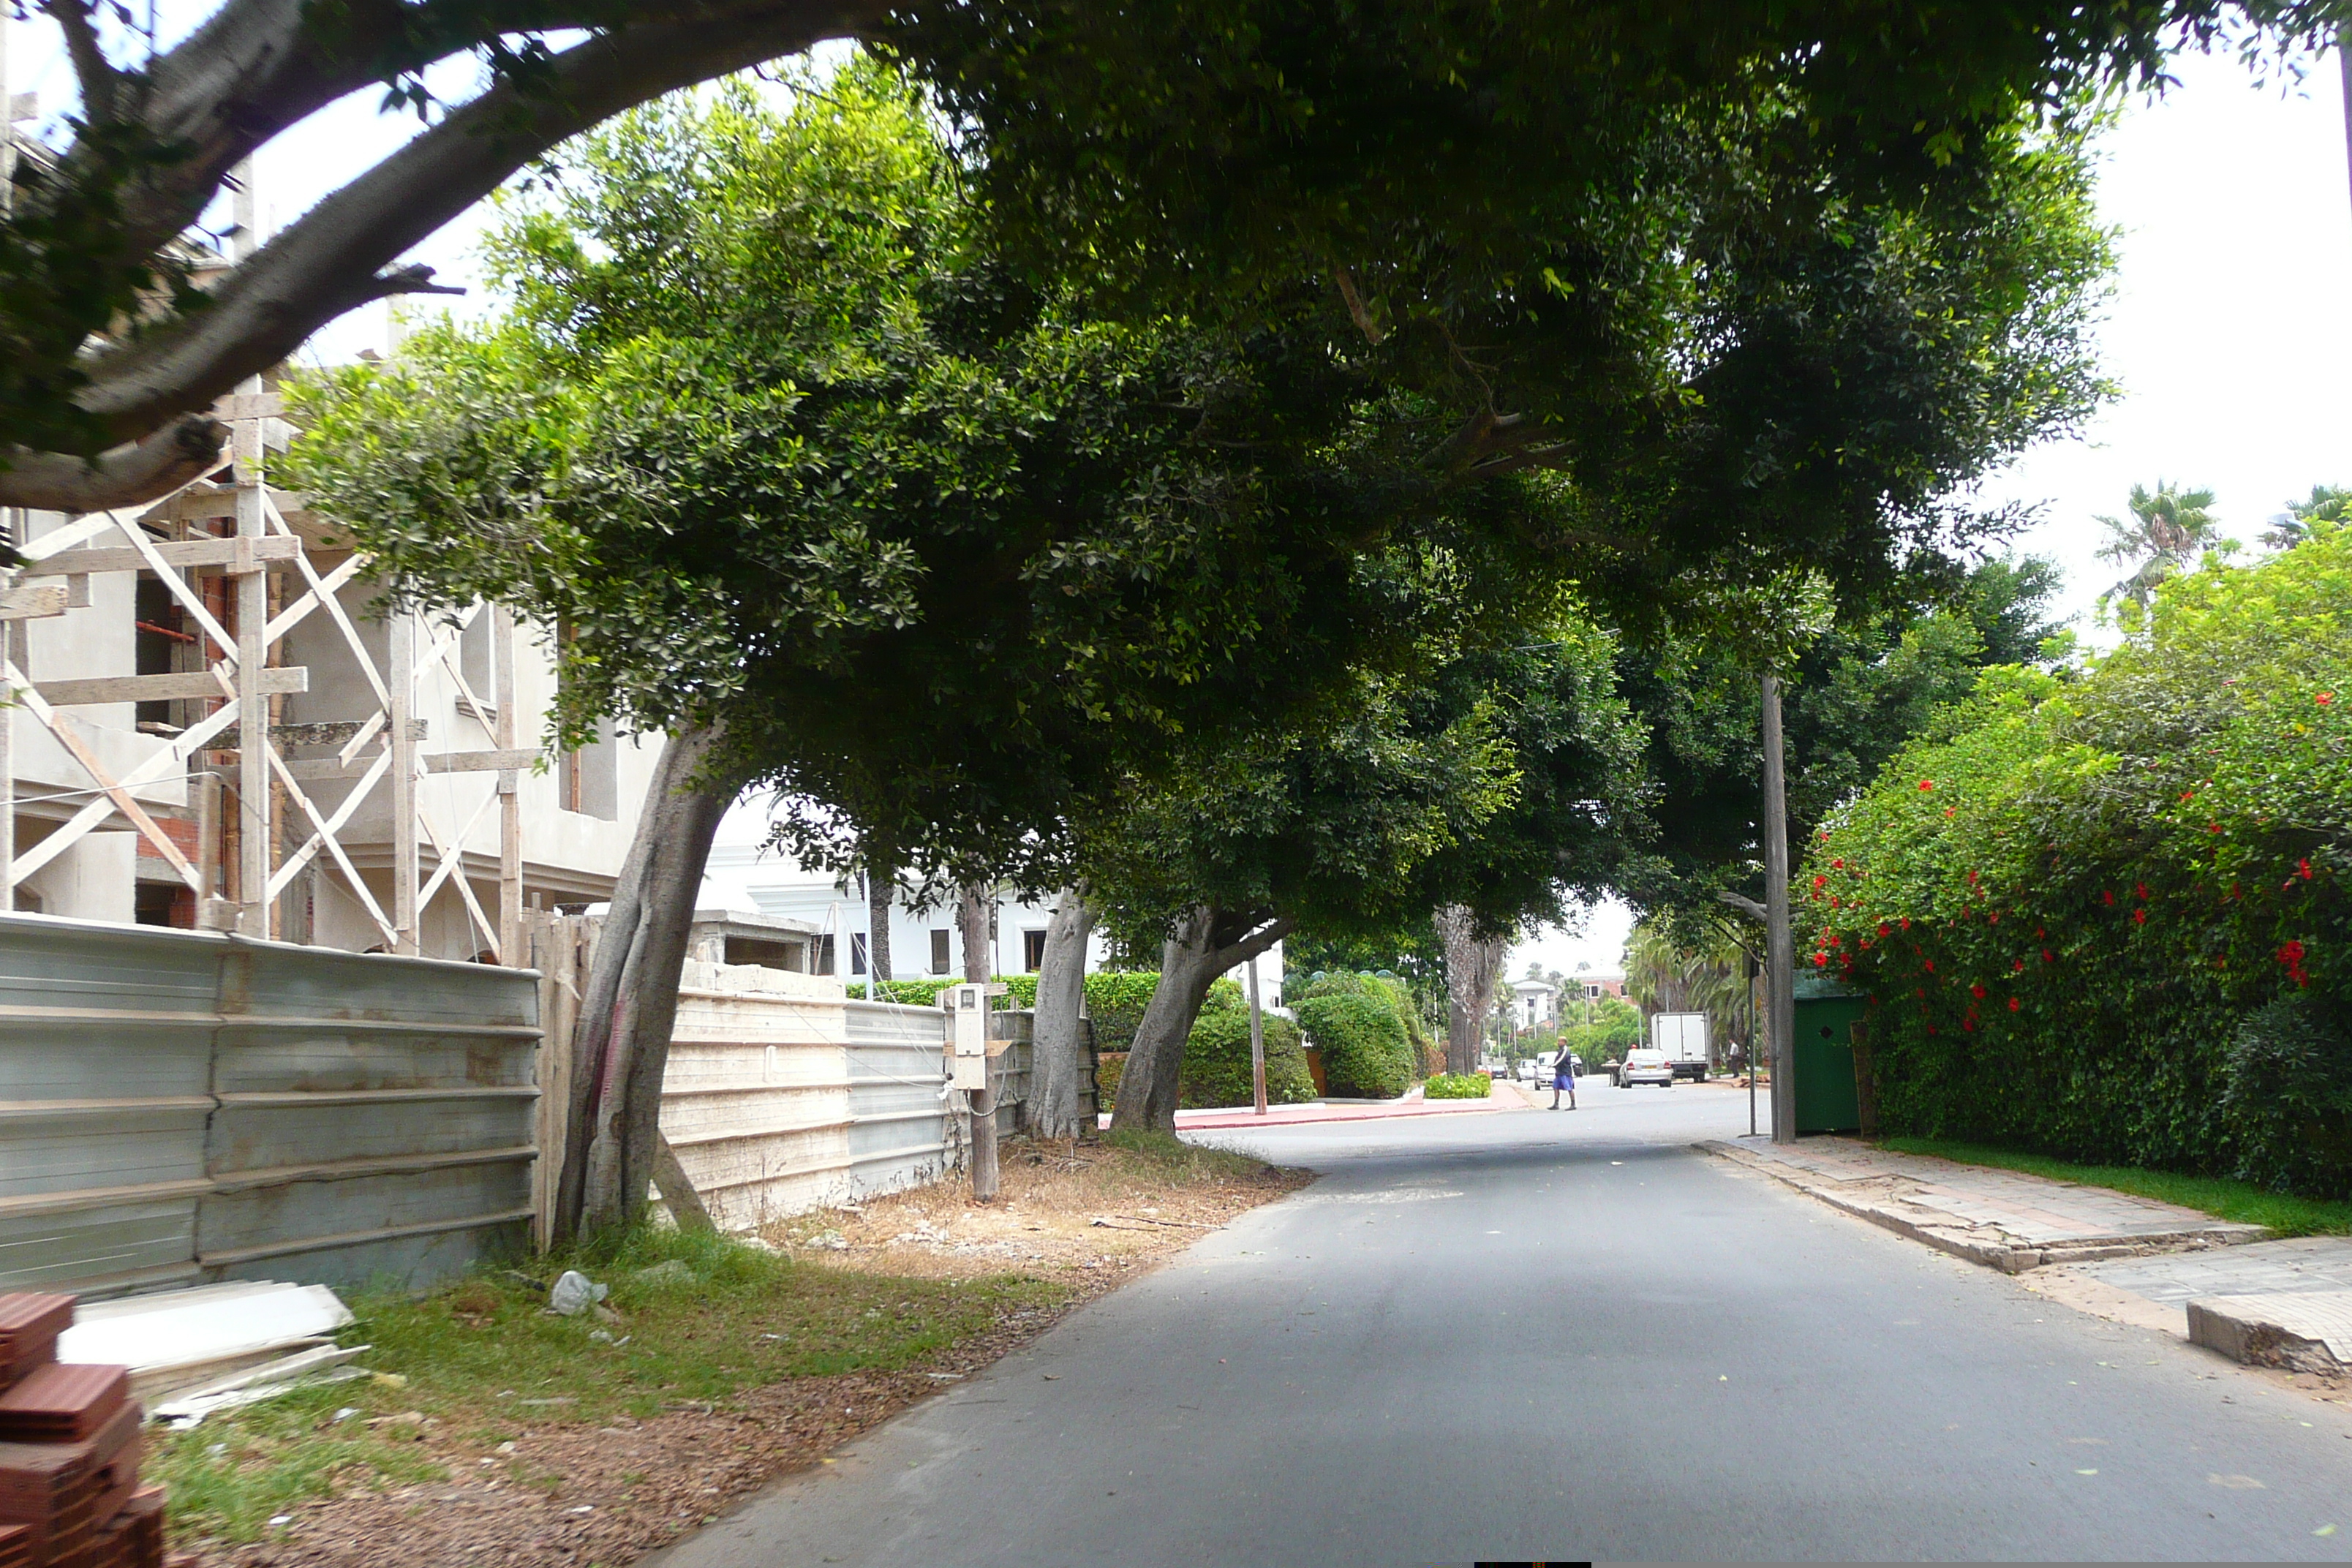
top-left (10, 21), bottom-right (2343, 979)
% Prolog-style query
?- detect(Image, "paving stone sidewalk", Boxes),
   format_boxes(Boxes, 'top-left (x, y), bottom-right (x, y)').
top-left (2065, 1237), bottom-right (2352, 1375)
top-left (1701, 1135), bottom-right (2266, 1273)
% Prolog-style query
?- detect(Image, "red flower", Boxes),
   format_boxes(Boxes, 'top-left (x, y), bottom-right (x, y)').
top-left (1918, 779), bottom-right (1935, 791)
top-left (2008, 997), bottom-right (2021, 1012)
top-left (1945, 807), bottom-right (1956, 818)
top-left (2102, 889), bottom-right (2116, 907)
top-left (1813, 952), bottom-right (1829, 968)
top-left (1988, 911), bottom-right (2000, 924)
top-left (2320, 693), bottom-right (2334, 706)
top-left (2278, 940), bottom-right (2310, 987)
top-left (1813, 875), bottom-right (1827, 889)
top-left (1878, 924), bottom-right (1891, 938)
top-left (1923, 959), bottom-right (1935, 973)
top-left (1899, 917), bottom-right (1911, 930)
top-left (1970, 984), bottom-right (1986, 998)
top-left (2299, 859), bottom-right (2315, 881)
top-left (1830, 896), bottom-right (1842, 909)
top-left (2134, 882), bottom-right (2149, 900)
top-left (2011, 957), bottom-right (2025, 972)
top-left (1831, 858), bottom-right (1844, 870)
top-left (2042, 949), bottom-right (2055, 964)
top-left (2131, 908), bottom-right (2147, 924)
top-left (1962, 1018), bottom-right (1976, 1033)
top-left (2034, 926), bottom-right (2045, 938)
top-left (2179, 791), bottom-right (2196, 803)
top-left (2208, 823), bottom-right (2223, 834)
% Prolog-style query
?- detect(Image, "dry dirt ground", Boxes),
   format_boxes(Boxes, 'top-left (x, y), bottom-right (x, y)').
top-left (183, 1139), bottom-right (1305, 1568)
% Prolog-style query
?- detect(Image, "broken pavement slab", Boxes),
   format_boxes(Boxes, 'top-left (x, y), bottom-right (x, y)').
top-left (2185, 1292), bottom-right (2352, 1374)
top-left (1702, 1137), bottom-right (2267, 1273)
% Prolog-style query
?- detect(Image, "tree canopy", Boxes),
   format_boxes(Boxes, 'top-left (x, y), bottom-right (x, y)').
top-left (6, 0), bottom-right (2314, 513)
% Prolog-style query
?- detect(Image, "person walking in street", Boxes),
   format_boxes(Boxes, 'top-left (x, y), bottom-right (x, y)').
top-left (1550, 1043), bottom-right (1578, 1109)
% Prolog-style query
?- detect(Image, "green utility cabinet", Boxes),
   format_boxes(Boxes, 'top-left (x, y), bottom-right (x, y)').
top-left (1792, 976), bottom-right (1866, 1134)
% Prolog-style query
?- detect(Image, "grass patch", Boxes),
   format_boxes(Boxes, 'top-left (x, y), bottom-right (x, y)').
top-left (1881, 1136), bottom-right (2352, 1237)
top-left (154, 1224), bottom-right (1066, 1545)
top-left (1102, 1126), bottom-right (1268, 1182)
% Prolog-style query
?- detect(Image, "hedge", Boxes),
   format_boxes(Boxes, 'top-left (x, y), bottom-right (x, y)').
top-left (1292, 974), bottom-right (1416, 1098)
top-left (1423, 1071), bottom-right (1492, 1100)
top-left (1803, 526), bottom-right (2351, 1191)
top-left (1179, 1004), bottom-right (1316, 1109)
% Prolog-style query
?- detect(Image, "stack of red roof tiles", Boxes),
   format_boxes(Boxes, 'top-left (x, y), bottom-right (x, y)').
top-left (0, 1294), bottom-right (161, 1567)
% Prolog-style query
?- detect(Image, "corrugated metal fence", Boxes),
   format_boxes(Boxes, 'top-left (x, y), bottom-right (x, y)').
top-left (0, 913), bottom-right (1074, 1297)
top-left (0, 913), bottom-right (538, 1298)
top-left (653, 956), bottom-right (1033, 1232)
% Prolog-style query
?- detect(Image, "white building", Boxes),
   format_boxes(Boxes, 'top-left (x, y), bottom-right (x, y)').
top-left (699, 799), bottom-right (1283, 1001)
top-left (1511, 976), bottom-right (1558, 1031)
top-left (0, 411), bottom-right (660, 960)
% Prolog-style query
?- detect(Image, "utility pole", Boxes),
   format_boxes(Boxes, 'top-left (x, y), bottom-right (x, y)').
top-left (1763, 672), bottom-right (1795, 1143)
top-left (1248, 954), bottom-right (1267, 1115)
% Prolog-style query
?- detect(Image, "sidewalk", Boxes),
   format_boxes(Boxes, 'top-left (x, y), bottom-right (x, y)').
top-left (2051, 1237), bottom-right (2352, 1376)
top-left (1172, 1082), bottom-right (1520, 1131)
top-left (1703, 1136), bottom-right (2266, 1274)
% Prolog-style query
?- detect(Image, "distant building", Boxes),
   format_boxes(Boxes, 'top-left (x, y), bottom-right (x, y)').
top-left (1568, 970), bottom-right (1628, 1003)
top-left (1510, 977), bottom-right (1557, 1031)
top-left (699, 805), bottom-right (1284, 1003)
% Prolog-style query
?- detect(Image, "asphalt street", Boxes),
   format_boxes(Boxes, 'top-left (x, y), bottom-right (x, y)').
top-left (651, 1080), bottom-right (2352, 1565)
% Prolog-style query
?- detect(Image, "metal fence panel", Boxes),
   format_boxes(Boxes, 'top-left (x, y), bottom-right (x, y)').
top-left (0, 914), bottom-right (539, 1297)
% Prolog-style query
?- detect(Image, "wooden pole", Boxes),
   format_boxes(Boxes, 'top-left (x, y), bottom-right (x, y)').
top-left (494, 606), bottom-right (521, 964)
top-left (1248, 953), bottom-right (1267, 1115)
top-left (1763, 671), bottom-right (1796, 1145)
top-left (229, 161), bottom-right (268, 938)
top-left (389, 611), bottom-right (418, 953)
top-left (960, 886), bottom-right (999, 1202)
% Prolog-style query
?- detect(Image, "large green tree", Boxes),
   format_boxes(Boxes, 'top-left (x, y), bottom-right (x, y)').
top-left (1090, 614), bottom-right (1651, 1126)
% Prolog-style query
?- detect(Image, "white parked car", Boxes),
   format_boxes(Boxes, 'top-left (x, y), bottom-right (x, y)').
top-left (1615, 1047), bottom-right (1674, 1088)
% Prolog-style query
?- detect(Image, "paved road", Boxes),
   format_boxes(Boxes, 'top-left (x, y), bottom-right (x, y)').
top-left (653, 1084), bottom-right (2352, 1565)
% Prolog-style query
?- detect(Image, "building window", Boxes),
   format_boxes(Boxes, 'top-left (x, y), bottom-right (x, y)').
top-left (814, 934), bottom-right (835, 975)
top-left (929, 928), bottom-right (951, 974)
top-left (849, 932), bottom-right (868, 976)
top-left (459, 606), bottom-right (500, 725)
top-left (1022, 929), bottom-right (1047, 971)
top-left (560, 717), bottom-right (619, 820)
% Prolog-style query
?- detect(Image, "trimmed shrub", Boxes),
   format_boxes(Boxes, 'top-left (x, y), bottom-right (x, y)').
top-left (1423, 1071), bottom-right (1491, 1100)
top-left (2222, 995), bottom-right (2352, 1196)
top-left (1179, 1007), bottom-right (1315, 1109)
top-left (1803, 526), bottom-right (2351, 1186)
top-left (1294, 990), bottom-right (1414, 1098)
top-left (1096, 1051), bottom-right (1127, 1105)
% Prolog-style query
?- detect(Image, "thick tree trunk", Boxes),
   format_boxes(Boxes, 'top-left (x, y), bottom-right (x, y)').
top-left (1436, 904), bottom-right (1507, 1075)
top-left (957, 884), bottom-right (1000, 1199)
top-left (1113, 905), bottom-right (1294, 1132)
top-left (551, 725), bottom-right (739, 1243)
top-left (1028, 887), bottom-right (1097, 1141)
top-left (865, 856), bottom-right (894, 995)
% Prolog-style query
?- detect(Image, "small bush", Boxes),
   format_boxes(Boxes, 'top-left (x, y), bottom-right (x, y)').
top-left (1180, 1007), bottom-right (1316, 1109)
top-left (1423, 1071), bottom-right (1491, 1100)
top-left (2223, 995), bottom-right (2352, 1196)
top-left (1294, 991), bottom-right (1414, 1098)
top-left (1096, 1051), bottom-right (1127, 1104)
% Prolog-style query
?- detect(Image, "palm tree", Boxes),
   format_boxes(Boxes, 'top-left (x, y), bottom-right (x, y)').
top-left (2095, 480), bottom-right (2219, 609)
top-left (2261, 484), bottom-right (2350, 553)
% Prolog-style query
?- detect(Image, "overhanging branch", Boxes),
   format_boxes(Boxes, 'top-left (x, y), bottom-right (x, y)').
top-left (71, 0), bottom-right (888, 441)
top-left (0, 415), bottom-right (227, 512)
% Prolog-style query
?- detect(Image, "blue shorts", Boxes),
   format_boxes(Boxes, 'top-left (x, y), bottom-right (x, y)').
top-left (1553, 1071), bottom-right (1574, 1089)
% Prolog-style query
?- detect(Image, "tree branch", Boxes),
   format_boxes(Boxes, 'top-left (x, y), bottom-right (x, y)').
top-left (1717, 889), bottom-right (1768, 922)
top-left (1213, 913), bottom-right (1296, 973)
top-left (70, 0), bottom-right (886, 442)
top-left (0, 415), bottom-right (226, 511)
top-left (41, 0), bottom-right (121, 124)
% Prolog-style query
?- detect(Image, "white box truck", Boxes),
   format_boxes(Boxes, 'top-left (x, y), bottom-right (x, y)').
top-left (1651, 1011), bottom-right (1710, 1081)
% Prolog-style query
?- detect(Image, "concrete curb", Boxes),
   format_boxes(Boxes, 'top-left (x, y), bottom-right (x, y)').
top-left (1699, 1140), bottom-right (2264, 1275)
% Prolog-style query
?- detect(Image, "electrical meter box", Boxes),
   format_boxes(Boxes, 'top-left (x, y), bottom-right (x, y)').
top-left (941, 982), bottom-right (1006, 1090)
